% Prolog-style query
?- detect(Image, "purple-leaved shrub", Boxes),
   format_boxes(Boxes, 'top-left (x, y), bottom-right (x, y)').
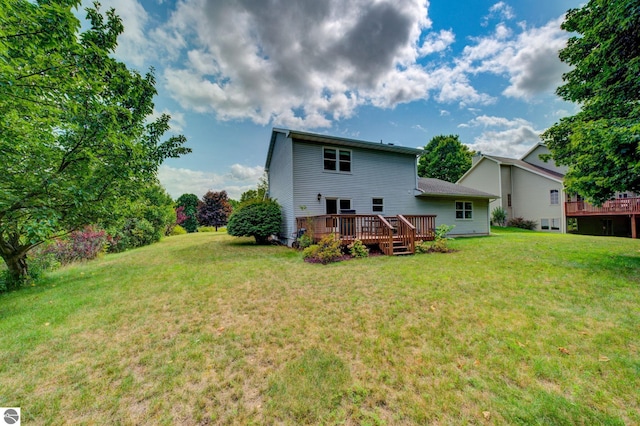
top-left (38, 226), bottom-right (108, 265)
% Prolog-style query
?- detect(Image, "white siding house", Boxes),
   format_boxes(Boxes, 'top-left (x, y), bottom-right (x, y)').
top-left (265, 129), bottom-right (497, 249)
top-left (458, 144), bottom-right (565, 232)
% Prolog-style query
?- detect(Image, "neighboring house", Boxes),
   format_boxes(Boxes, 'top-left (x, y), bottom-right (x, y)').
top-left (458, 143), bottom-right (640, 238)
top-left (265, 128), bottom-right (497, 254)
top-left (458, 143), bottom-right (565, 232)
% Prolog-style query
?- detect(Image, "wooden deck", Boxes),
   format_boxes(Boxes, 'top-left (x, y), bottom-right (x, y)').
top-left (566, 198), bottom-right (640, 216)
top-left (295, 214), bottom-right (436, 255)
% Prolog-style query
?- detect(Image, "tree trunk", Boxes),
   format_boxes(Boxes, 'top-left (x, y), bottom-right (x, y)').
top-left (1, 252), bottom-right (29, 288)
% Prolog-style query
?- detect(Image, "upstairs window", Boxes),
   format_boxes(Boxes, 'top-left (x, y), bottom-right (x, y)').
top-left (455, 201), bottom-right (473, 220)
top-left (372, 198), bottom-right (384, 212)
top-left (550, 189), bottom-right (559, 205)
top-left (324, 147), bottom-right (351, 172)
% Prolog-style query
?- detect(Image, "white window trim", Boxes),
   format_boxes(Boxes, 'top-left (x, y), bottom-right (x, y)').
top-left (541, 218), bottom-right (561, 231)
top-left (372, 197), bottom-right (384, 213)
top-left (339, 198), bottom-right (352, 212)
top-left (323, 146), bottom-right (352, 174)
top-left (455, 200), bottom-right (473, 221)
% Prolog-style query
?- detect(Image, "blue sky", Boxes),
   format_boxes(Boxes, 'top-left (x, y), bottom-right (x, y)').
top-left (80, 0), bottom-right (583, 200)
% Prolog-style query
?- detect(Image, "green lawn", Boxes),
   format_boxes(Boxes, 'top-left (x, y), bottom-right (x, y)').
top-left (1, 229), bottom-right (639, 424)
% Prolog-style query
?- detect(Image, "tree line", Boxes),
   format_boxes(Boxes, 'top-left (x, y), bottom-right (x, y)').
top-left (1, 0), bottom-right (636, 288)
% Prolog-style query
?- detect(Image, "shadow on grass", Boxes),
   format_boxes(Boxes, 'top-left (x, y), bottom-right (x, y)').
top-left (171, 236), bottom-right (297, 265)
top-left (565, 252), bottom-right (640, 280)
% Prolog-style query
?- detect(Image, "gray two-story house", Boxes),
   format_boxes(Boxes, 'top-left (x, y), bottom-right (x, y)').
top-left (265, 129), bottom-right (496, 254)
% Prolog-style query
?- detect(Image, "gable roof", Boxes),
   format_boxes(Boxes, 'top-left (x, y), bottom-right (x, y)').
top-left (483, 155), bottom-right (564, 182)
top-left (520, 142), bottom-right (547, 162)
top-left (417, 178), bottom-right (498, 199)
top-left (266, 128), bottom-right (422, 169)
top-left (458, 153), bottom-right (564, 184)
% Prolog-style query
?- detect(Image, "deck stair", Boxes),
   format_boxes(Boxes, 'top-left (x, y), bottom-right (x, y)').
top-left (391, 237), bottom-right (412, 255)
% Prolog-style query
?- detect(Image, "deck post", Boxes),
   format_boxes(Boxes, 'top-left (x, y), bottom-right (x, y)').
top-left (632, 214), bottom-right (637, 239)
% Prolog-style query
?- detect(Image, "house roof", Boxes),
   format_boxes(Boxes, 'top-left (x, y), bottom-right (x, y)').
top-left (482, 155), bottom-right (565, 182)
top-left (457, 151), bottom-right (565, 184)
top-left (519, 142), bottom-right (546, 162)
top-left (266, 128), bottom-right (422, 169)
top-left (417, 178), bottom-right (498, 199)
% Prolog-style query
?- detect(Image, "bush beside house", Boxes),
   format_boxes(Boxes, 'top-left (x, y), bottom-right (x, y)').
top-left (227, 200), bottom-right (282, 244)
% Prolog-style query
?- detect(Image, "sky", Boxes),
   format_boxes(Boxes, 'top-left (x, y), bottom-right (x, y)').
top-left (78, 0), bottom-right (584, 200)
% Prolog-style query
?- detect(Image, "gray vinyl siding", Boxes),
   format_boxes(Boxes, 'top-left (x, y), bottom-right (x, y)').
top-left (522, 145), bottom-right (568, 175)
top-left (458, 158), bottom-right (502, 215)
top-left (500, 165), bottom-right (513, 219)
top-left (267, 132), bottom-right (295, 243)
top-left (511, 167), bottom-right (563, 231)
top-left (413, 197), bottom-right (490, 236)
top-left (291, 140), bottom-right (419, 217)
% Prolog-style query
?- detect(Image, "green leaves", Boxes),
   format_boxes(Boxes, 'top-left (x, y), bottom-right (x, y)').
top-left (418, 135), bottom-right (473, 183)
top-left (543, 0), bottom-right (640, 204)
top-left (227, 200), bottom-right (282, 244)
top-left (0, 0), bottom-right (190, 280)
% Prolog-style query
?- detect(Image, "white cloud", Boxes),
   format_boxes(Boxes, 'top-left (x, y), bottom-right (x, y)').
top-left (158, 164), bottom-right (263, 200)
top-left (461, 115), bottom-right (531, 128)
top-left (482, 2), bottom-right (515, 26)
top-left (460, 16), bottom-right (570, 100)
top-left (95, 0), bottom-right (572, 130)
top-left (154, 0), bottom-right (506, 127)
top-left (229, 164), bottom-right (264, 181)
top-left (462, 115), bottom-right (542, 157)
top-left (418, 29), bottom-right (455, 56)
top-left (489, 2), bottom-right (515, 20)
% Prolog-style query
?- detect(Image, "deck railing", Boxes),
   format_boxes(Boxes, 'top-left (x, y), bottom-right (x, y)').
top-left (396, 215), bottom-right (416, 254)
top-left (566, 198), bottom-right (640, 216)
top-left (294, 214), bottom-right (436, 255)
top-left (403, 215), bottom-right (437, 241)
top-left (296, 214), bottom-right (393, 244)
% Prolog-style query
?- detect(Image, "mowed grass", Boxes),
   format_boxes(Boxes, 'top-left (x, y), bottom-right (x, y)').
top-left (1, 229), bottom-right (639, 425)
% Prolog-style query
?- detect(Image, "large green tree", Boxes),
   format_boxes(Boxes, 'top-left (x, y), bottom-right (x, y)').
top-left (106, 180), bottom-right (176, 252)
top-left (175, 193), bottom-right (199, 233)
top-left (417, 135), bottom-right (474, 183)
top-left (0, 0), bottom-right (190, 283)
top-left (541, 0), bottom-right (640, 204)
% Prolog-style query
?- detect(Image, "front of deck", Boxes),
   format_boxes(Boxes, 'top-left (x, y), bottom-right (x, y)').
top-left (566, 197), bottom-right (640, 238)
top-left (566, 197), bottom-right (640, 216)
top-left (295, 214), bottom-right (436, 255)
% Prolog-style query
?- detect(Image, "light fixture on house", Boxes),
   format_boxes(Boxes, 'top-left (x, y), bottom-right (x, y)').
top-left (317, 193), bottom-right (322, 202)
